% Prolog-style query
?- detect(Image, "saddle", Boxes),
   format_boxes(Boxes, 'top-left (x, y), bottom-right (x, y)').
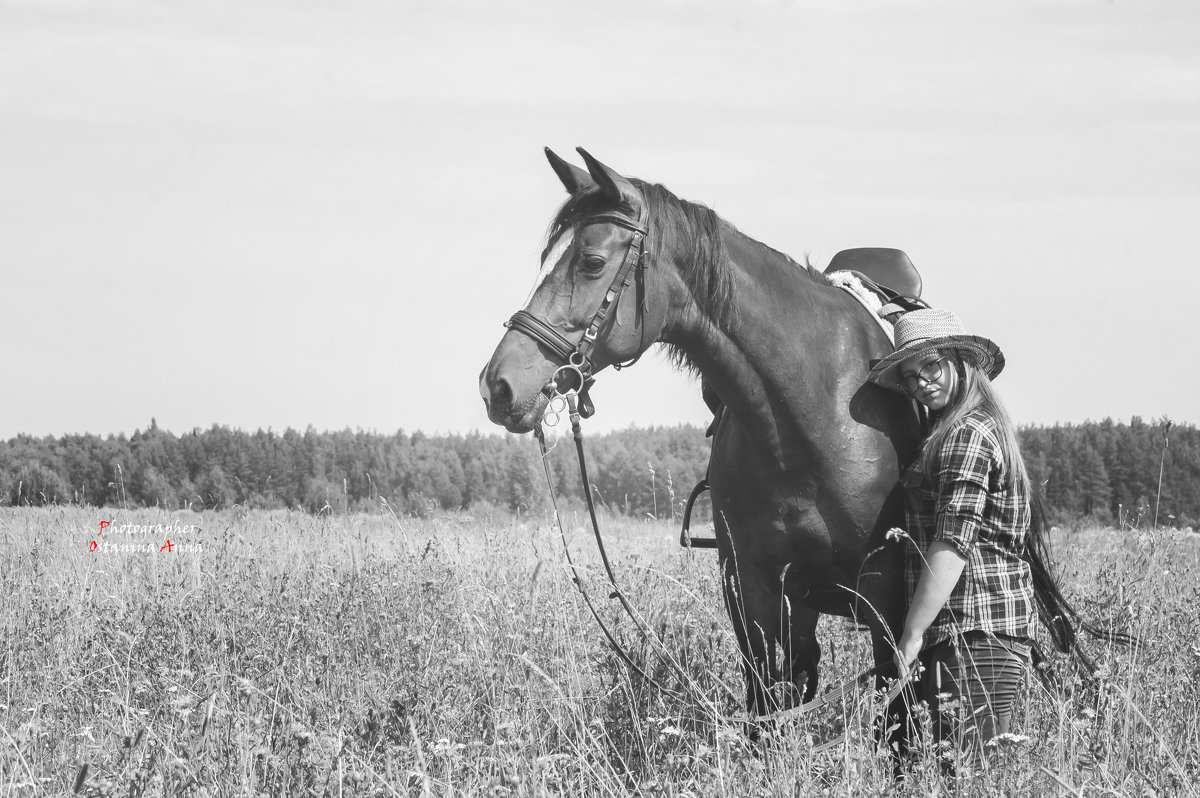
top-left (681, 248), bottom-right (928, 549)
top-left (823, 247), bottom-right (926, 321)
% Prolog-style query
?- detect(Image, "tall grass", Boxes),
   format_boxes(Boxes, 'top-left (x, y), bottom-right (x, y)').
top-left (1, 506), bottom-right (1197, 796)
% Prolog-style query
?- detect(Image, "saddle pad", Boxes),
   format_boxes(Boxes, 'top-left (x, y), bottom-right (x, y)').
top-left (827, 270), bottom-right (895, 346)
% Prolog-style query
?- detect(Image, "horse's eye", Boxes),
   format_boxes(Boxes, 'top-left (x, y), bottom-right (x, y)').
top-left (581, 256), bottom-right (607, 273)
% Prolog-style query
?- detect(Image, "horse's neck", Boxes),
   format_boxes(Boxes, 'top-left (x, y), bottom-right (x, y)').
top-left (666, 233), bottom-right (872, 464)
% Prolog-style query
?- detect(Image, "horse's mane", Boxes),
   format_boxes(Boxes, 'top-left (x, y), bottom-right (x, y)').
top-left (546, 180), bottom-right (830, 376)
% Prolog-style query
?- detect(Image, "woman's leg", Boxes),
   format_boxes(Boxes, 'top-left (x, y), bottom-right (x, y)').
top-left (922, 632), bottom-right (1030, 757)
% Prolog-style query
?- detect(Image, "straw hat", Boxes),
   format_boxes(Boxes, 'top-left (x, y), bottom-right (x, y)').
top-left (867, 308), bottom-right (1005, 391)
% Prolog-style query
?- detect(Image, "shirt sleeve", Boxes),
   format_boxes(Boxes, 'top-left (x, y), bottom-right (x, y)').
top-left (933, 420), bottom-right (996, 557)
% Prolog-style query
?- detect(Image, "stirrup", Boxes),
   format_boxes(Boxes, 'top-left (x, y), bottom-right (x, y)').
top-left (679, 479), bottom-right (717, 549)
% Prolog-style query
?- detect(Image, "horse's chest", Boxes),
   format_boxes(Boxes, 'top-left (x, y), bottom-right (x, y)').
top-left (707, 425), bottom-right (877, 584)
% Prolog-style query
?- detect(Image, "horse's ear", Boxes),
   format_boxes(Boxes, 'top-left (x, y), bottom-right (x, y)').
top-left (576, 148), bottom-right (632, 206)
top-left (545, 147), bottom-right (595, 195)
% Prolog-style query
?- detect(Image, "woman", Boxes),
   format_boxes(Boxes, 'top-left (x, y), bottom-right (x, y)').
top-left (867, 308), bottom-right (1038, 759)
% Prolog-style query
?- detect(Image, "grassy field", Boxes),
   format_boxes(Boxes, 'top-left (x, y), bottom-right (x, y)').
top-left (2, 505), bottom-right (1198, 797)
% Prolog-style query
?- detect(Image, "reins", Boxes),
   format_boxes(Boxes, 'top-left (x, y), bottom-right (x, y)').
top-left (533, 392), bottom-right (694, 698)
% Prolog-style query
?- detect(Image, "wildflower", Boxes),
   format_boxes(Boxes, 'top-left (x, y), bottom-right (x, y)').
top-left (885, 527), bottom-right (909, 543)
top-left (715, 726), bottom-right (742, 744)
top-left (431, 738), bottom-right (465, 756)
top-left (987, 732), bottom-right (1030, 746)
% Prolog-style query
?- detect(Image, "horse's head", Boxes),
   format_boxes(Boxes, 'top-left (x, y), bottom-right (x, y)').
top-left (479, 148), bottom-right (670, 433)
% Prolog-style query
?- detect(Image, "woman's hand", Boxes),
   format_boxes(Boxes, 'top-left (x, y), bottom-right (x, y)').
top-left (894, 630), bottom-right (924, 680)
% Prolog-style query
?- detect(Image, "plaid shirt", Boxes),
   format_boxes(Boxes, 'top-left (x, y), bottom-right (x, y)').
top-left (901, 409), bottom-right (1036, 647)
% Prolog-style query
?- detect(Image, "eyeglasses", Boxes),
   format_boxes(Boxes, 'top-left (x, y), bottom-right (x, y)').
top-left (899, 357), bottom-right (945, 393)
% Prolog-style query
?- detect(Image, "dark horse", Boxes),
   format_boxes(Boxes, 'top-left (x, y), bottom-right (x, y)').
top-left (480, 148), bottom-right (922, 716)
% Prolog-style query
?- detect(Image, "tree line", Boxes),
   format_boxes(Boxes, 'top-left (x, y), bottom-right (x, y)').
top-left (1, 416), bottom-right (1195, 527)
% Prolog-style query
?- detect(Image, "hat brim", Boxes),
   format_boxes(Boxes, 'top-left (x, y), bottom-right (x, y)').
top-left (867, 334), bottom-right (1005, 391)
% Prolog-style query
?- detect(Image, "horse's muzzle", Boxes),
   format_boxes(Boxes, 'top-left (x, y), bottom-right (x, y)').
top-left (479, 363), bottom-right (547, 433)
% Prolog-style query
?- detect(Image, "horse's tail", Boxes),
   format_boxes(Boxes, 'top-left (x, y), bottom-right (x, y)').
top-left (1026, 487), bottom-right (1137, 672)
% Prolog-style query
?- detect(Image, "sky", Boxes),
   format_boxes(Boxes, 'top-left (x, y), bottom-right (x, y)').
top-left (1, 0), bottom-right (1197, 440)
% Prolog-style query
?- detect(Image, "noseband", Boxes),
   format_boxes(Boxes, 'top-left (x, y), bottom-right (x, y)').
top-left (503, 211), bottom-right (649, 401)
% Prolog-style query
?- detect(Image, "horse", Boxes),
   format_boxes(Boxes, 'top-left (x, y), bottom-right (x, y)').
top-left (479, 148), bottom-right (923, 718)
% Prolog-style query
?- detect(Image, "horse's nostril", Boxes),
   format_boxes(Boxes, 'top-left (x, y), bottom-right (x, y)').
top-left (490, 377), bottom-right (513, 413)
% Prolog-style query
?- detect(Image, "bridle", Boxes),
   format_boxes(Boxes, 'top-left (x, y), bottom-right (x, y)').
top-left (503, 209), bottom-right (650, 405)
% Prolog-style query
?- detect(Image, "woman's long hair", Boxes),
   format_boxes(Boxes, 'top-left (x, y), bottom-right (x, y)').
top-left (916, 354), bottom-right (1026, 491)
top-left (919, 352), bottom-right (1133, 670)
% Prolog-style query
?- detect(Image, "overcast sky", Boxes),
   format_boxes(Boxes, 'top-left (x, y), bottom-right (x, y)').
top-left (2, 0), bottom-right (1197, 439)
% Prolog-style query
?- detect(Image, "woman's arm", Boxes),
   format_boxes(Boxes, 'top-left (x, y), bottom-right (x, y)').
top-left (895, 541), bottom-right (968, 674)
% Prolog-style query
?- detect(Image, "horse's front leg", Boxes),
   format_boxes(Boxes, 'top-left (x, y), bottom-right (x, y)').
top-left (721, 555), bottom-right (819, 715)
top-left (854, 530), bottom-right (913, 760)
top-left (781, 589), bottom-right (821, 702)
top-left (721, 555), bottom-right (777, 716)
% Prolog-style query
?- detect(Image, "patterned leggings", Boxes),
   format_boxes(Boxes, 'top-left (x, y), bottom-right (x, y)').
top-left (919, 630), bottom-right (1032, 757)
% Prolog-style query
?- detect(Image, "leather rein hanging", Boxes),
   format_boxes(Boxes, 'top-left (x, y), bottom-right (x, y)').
top-left (502, 209), bottom-right (698, 694)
